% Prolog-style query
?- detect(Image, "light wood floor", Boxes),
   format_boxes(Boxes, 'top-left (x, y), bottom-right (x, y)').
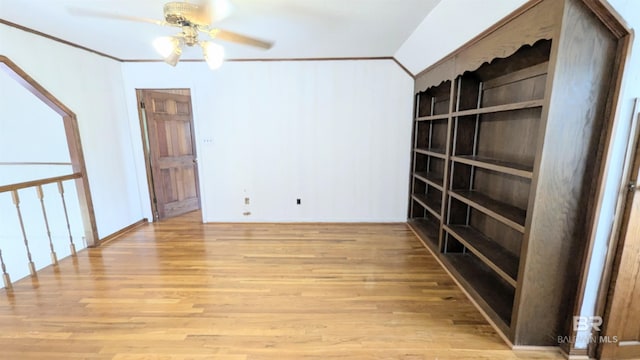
top-left (0, 211), bottom-right (564, 359)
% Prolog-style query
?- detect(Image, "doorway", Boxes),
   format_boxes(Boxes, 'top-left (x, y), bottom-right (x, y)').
top-left (0, 55), bottom-right (98, 247)
top-left (136, 89), bottom-right (201, 221)
top-left (598, 108), bottom-right (640, 359)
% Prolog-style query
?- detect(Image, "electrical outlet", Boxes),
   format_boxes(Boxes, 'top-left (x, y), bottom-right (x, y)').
top-left (244, 197), bottom-right (250, 205)
top-left (243, 211), bottom-right (251, 216)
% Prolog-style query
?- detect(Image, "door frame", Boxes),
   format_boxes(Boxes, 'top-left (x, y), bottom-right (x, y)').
top-left (596, 99), bottom-right (640, 359)
top-left (135, 88), bottom-right (200, 221)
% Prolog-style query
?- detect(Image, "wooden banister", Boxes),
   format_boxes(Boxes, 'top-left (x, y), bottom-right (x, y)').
top-left (36, 185), bottom-right (58, 265)
top-left (0, 173), bottom-right (81, 194)
top-left (1, 174), bottom-right (83, 286)
top-left (0, 249), bottom-right (10, 289)
top-left (11, 190), bottom-right (37, 277)
top-left (0, 162), bottom-right (73, 166)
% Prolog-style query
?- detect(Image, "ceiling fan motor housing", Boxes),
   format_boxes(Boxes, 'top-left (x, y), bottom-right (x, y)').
top-left (163, 2), bottom-right (208, 26)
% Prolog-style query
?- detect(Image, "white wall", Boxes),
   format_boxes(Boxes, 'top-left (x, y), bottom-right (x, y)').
top-left (0, 23), bottom-right (145, 240)
top-left (0, 70), bottom-right (69, 164)
top-left (0, 70), bottom-right (73, 185)
top-left (394, 0), bottom-right (528, 75)
top-left (121, 60), bottom-right (414, 222)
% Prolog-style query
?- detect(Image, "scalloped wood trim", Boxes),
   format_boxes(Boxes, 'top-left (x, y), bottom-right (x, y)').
top-left (414, 58), bottom-right (454, 94)
top-left (414, 0), bottom-right (632, 95)
top-left (414, 0), bottom-right (560, 93)
top-left (453, 0), bottom-right (560, 78)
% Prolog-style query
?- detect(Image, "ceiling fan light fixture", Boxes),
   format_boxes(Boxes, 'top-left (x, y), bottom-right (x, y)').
top-left (69, 2), bottom-right (273, 69)
top-left (164, 48), bottom-right (182, 67)
top-left (153, 36), bottom-right (182, 66)
top-left (202, 41), bottom-right (225, 70)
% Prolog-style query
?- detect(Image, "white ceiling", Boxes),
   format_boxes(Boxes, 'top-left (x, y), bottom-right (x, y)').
top-left (0, 0), bottom-right (442, 61)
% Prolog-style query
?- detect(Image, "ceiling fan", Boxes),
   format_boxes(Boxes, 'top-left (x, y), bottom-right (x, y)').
top-left (69, 0), bottom-right (274, 69)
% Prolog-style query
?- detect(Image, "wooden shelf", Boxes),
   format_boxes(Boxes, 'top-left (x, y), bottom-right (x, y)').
top-left (408, 218), bottom-right (440, 252)
top-left (414, 172), bottom-right (444, 190)
top-left (449, 190), bottom-right (526, 233)
top-left (441, 252), bottom-right (514, 331)
top-left (415, 148), bottom-right (447, 159)
top-left (451, 155), bottom-right (533, 179)
top-left (452, 99), bottom-right (544, 117)
top-left (412, 193), bottom-right (442, 220)
top-left (444, 225), bottom-right (519, 286)
top-left (415, 113), bottom-right (449, 122)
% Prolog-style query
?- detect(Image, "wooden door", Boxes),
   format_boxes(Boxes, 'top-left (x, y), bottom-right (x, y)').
top-left (599, 113), bottom-right (640, 360)
top-left (141, 90), bottom-right (200, 220)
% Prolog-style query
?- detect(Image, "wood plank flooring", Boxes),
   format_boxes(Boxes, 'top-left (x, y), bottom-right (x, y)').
top-left (0, 211), bottom-right (564, 359)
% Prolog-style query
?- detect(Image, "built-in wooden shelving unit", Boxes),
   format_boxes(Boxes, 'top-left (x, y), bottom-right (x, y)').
top-left (407, 0), bottom-right (631, 348)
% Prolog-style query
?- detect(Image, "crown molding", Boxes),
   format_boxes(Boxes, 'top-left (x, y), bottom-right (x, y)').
top-left (1, 17), bottom-right (414, 78)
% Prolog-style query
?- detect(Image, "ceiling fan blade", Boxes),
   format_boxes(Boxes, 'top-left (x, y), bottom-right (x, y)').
top-left (209, 28), bottom-right (273, 50)
top-left (67, 7), bottom-right (166, 26)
